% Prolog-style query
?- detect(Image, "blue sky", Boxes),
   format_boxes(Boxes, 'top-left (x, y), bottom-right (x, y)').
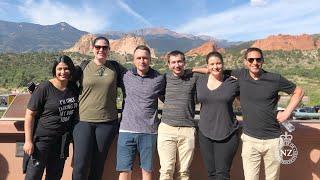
top-left (0, 0), bottom-right (319, 41)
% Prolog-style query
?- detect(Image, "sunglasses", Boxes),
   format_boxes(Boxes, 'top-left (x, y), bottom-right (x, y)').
top-left (94, 45), bottom-right (109, 50)
top-left (98, 67), bottom-right (105, 76)
top-left (247, 58), bottom-right (263, 63)
top-left (30, 155), bottom-right (40, 167)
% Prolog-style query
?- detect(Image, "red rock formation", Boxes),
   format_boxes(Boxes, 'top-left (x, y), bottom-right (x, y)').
top-left (64, 34), bottom-right (96, 54)
top-left (65, 34), bottom-right (156, 58)
top-left (110, 35), bottom-right (156, 58)
top-left (185, 41), bottom-right (223, 56)
top-left (252, 34), bottom-right (316, 51)
top-left (316, 39), bottom-right (320, 49)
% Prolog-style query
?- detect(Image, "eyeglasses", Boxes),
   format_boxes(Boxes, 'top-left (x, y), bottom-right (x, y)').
top-left (94, 45), bottom-right (109, 51)
top-left (247, 58), bottom-right (263, 63)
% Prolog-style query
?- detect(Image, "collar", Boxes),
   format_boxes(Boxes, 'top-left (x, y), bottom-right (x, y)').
top-left (167, 69), bottom-right (191, 79)
top-left (131, 68), bottom-right (154, 77)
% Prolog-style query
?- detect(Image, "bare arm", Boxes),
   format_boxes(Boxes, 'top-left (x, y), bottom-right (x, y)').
top-left (192, 67), bottom-right (208, 74)
top-left (277, 86), bottom-right (304, 122)
top-left (23, 109), bottom-right (37, 155)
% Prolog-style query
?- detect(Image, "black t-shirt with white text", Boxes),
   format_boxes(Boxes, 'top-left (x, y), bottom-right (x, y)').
top-left (231, 68), bottom-right (296, 139)
top-left (27, 81), bottom-right (79, 136)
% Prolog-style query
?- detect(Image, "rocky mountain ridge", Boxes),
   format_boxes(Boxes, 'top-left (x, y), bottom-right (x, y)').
top-left (252, 34), bottom-right (320, 51)
top-left (185, 41), bottom-right (225, 56)
top-left (65, 34), bottom-right (156, 58)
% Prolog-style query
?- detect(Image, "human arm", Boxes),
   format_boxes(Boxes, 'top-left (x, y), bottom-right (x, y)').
top-left (24, 82), bottom-right (47, 155)
top-left (277, 86), bottom-right (304, 122)
top-left (23, 109), bottom-right (37, 155)
top-left (192, 66), bottom-right (208, 74)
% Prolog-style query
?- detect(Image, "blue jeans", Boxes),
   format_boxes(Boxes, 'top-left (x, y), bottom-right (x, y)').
top-left (116, 132), bottom-right (157, 172)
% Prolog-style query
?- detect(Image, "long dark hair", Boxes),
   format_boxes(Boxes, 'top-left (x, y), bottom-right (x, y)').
top-left (51, 55), bottom-right (75, 80)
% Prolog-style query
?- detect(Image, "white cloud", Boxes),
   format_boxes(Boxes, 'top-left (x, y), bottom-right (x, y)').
top-left (18, 0), bottom-right (111, 33)
top-left (175, 0), bottom-right (320, 41)
top-left (117, 0), bottom-right (152, 27)
top-left (251, 0), bottom-right (269, 6)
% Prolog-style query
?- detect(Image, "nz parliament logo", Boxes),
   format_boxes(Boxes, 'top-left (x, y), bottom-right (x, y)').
top-left (277, 132), bottom-right (298, 165)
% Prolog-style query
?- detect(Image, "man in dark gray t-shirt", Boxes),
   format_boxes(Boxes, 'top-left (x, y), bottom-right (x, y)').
top-left (232, 47), bottom-right (304, 180)
top-left (158, 50), bottom-right (199, 180)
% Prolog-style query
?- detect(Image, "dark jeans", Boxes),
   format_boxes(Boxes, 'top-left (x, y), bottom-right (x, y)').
top-left (72, 120), bottom-right (119, 180)
top-left (198, 130), bottom-right (239, 180)
top-left (25, 136), bottom-right (65, 180)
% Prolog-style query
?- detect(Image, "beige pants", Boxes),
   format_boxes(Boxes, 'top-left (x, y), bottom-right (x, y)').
top-left (157, 122), bottom-right (196, 180)
top-left (241, 133), bottom-right (281, 180)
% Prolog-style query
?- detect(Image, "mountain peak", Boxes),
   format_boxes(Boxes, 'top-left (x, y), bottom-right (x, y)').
top-left (132, 27), bottom-right (178, 36)
top-left (57, 22), bottom-right (68, 26)
top-left (186, 41), bottom-right (225, 56)
top-left (53, 22), bottom-right (73, 28)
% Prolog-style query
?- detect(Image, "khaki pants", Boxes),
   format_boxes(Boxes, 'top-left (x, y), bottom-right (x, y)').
top-left (241, 133), bottom-right (281, 180)
top-left (157, 122), bottom-right (196, 180)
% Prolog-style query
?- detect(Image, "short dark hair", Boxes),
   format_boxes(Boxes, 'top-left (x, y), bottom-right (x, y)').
top-left (244, 47), bottom-right (264, 60)
top-left (92, 36), bottom-right (110, 46)
top-left (52, 55), bottom-right (75, 79)
top-left (134, 45), bottom-right (151, 56)
top-left (167, 50), bottom-right (185, 63)
top-left (206, 51), bottom-right (223, 64)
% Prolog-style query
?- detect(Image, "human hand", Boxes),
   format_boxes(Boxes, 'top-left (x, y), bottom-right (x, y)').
top-left (277, 110), bottom-right (291, 123)
top-left (23, 141), bottom-right (34, 155)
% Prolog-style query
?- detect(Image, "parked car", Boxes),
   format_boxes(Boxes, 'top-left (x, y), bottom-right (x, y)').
top-left (314, 105), bottom-right (320, 112)
top-left (292, 107), bottom-right (320, 120)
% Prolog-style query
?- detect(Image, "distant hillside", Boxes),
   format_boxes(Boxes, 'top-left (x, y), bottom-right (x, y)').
top-left (105, 28), bottom-right (236, 53)
top-left (0, 20), bottom-right (87, 52)
top-left (142, 35), bottom-right (207, 54)
top-left (227, 41), bottom-right (254, 52)
top-left (0, 21), bottom-right (236, 54)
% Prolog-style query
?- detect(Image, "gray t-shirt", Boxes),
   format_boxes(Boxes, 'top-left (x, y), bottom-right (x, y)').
top-left (161, 70), bottom-right (199, 127)
top-left (196, 74), bottom-right (240, 141)
top-left (120, 68), bottom-right (165, 134)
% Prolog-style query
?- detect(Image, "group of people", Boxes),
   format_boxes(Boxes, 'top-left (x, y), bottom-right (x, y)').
top-left (23, 36), bottom-right (304, 180)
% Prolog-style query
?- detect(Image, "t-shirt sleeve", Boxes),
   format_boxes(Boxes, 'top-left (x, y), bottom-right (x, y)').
top-left (68, 81), bottom-right (80, 97)
top-left (159, 74), bottom-right (166, 96)
top-left (27, 83), bottom-right (47, 112)
top-left (278, 75), bottom-right (296, 94)
top-left (118, 63), bottom-right (127, 77)
top-left (193, 72), bottom-right (201, 80)
top-left (234, 79), bottom-right (240, 96)
top-left (230, 68), bottom-right (242, 78)
top-left (115, 62), bottom-right (127, 91)
top-left (73, 65), bottom-right (83, 82)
